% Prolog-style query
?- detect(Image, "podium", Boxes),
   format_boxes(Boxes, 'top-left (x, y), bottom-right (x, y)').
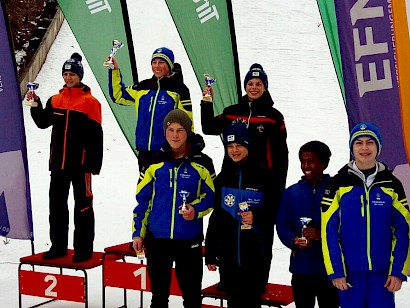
top-left (201, 282), bottom-right (294, 307)
top-left (102, 242), bottom-right (182, 308)
top-left (18, 249), bottom-right (109, 308)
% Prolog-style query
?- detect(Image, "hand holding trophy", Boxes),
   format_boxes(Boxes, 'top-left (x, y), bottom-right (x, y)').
top-left (203, 74), bottom-right (216, 102)
top-left (239, 202), bottom-right (252, 230)
top-left (299, 217), bottom-right (312, 244)
top-left (179, 190), bottom-right (190, 214)
top-left (24, 82), bottom-right (39, 107)
top-left (103, 39), bottom-right (124, 69)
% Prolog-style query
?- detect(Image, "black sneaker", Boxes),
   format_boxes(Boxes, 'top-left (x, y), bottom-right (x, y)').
top-left (42, 249), bottom-right (67, 260)
top-left (72, 253), bottom-right (92, 263)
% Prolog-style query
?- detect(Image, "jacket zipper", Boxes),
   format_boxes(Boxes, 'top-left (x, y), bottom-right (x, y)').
top-left (61, 89), bottom-right (71, 170)
top-left (148, 80), bottom-right (161, 150)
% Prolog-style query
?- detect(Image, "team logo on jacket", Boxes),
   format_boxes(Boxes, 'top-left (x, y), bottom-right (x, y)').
top-left (224, 194), bottom-right (235, 207)
top-left (372, 193), bottom-right (385, 206)
top-left (257, 125), bottom-right (264, 133)
top-left (158, 95), bottom-right (168, 105)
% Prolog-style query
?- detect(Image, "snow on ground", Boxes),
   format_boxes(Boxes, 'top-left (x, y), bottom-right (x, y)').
top-left (1, 0), bottom-right (409, 307)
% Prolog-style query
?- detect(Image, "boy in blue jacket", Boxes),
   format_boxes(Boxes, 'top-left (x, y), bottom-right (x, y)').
top-left (321, 122), bottom-right (410, 308)
top-left (277, 141), bottom-right (339, 307)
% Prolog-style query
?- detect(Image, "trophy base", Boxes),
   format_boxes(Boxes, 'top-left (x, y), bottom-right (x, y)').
top-left (103, 61), bottom-right (115, 69)
top-left (24, 101), bottom-right (38, 107)
top-left (202, 95), bottom-right (213, 102)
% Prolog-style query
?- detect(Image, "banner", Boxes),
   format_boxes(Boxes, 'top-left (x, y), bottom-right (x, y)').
top-left (165, 0), bottom-right (242, 115)
top-left (56, 0), bottom-right (138, 153)
top-left (0, 1), bottom-right (34, 240)
top-left (317, 0), bottom-right (410, 199)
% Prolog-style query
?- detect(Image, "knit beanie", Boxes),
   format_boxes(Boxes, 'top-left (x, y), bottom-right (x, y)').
top-left (62, 52), bottom-right (84, 80)
top-left (163, 109), bottom-right (192, 136)
top-left (223, 120), bottom-right (252, 150)
top-left (349, 122), bottom-right (382, 156)
top-left (299, 141), bottom-right (332, 167)
top-left (243, 63), bottom-right (268, 89)
top-left (152, 47), bottom-right (174, 71)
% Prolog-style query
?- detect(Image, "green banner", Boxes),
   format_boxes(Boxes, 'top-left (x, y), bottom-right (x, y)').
top-left (56, 0), bottom-right (137, 153)
top-left (165, 0), bottom-right (241, 115)
top-left (316, 0), bottom-right (346, 104)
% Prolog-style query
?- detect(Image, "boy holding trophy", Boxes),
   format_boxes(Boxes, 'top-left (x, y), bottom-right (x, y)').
top-left (205, 120), bottom-right (282, 308)
top-left (132, 110), bottom-right (215, 308)
top-left (321, 122), bottom-right (410, 308)
top-left (107, 47), bottom-right (193, 171)
top-left (28, 52), bottom-right (103, 263)
top-left (276, 141), bottom-right (339, 307)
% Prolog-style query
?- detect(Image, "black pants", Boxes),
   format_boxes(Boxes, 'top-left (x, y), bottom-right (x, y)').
top-left (145, 236), bottom-right (203, 308)
top-left (291, 274), bottom-right (339, 308)
top-left (48, 169), bottom-right (94, 255)
top-left (222, 259), bottom-right (264, 308)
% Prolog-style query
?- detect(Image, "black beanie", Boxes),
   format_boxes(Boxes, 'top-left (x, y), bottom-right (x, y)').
top-left (223, 120), bottom-right (252, 150)
top-left (243, 63), bottom-right (268, 89)
top-left (62, 53), bottom-right (84, 80)
top-left (299, 141), bottom-right (332, 167)
top-left (163, 109), bottom-right (192, 136)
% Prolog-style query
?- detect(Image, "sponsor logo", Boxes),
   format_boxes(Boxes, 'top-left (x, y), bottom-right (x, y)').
top-left (193, 0), bottom-right (219, 24)
top-left (86, 0), bottom-right (112, 14)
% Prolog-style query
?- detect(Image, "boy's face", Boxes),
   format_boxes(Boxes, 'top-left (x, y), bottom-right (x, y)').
top-left (151, 59), bottom-right (170, 78)
top-left (352, 137), bottom-right (377, 169)
top-left (166, 122), bottom-right (187, 152)
top-left (63, 71), bottom-right (81, 87)
top-left (227, 143), bottom-right (249, 163)
top-left (245, 78), bottom-right (265, 101)
top-left (300, 151), bottom-right (326, 184)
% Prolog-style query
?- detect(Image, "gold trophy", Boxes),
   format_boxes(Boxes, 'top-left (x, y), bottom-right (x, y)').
top-left (103, 39), bottom-right (124, 69)
top-left (203, 74), bottom-right (216, 102)
top-left (239, 202), bottom-right (252, 230)
top-left (24, 82), bottom-right (39, 107)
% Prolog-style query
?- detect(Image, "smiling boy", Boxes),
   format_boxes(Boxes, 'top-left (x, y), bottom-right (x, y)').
top-left (321, 122), bottom-right (410, 308)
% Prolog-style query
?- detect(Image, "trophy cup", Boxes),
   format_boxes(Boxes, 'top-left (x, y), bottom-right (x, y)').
top-left (239, 202), bottom-right (252, 230)
top-left (24, 82), bottom-right (39, 107)
top-left (299, 217), bottom-right (312, 243)
top-left (179, 190), bottom-right (190, 214)
top-left (203, 74), bottom-right (216, 102)
top-left (103, 39), bottom-right (124, 69)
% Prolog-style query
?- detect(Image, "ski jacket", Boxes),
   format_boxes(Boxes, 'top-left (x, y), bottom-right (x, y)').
top-left (205, 155), bottom-right (281, 267)
top-left (132, 134), bottom-right (215, 240)
top-left (31, 84), bottom-right (103, 174)
top-left (321, 162), bottom-right (410, 281)
top-left (108, 69), bottom-right (193, 152)
top-left (276, 175), bottom-right (331, 275)
top-left (201, 90), bottom-right (288, 189)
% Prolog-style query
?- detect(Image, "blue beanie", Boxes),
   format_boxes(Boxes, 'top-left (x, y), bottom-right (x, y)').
top-left (349, 122), bottom-right (382, 156)
top-left (62, 53), bottom-right (84, 80)
top-left (223, 120), bottom-right (252, 150)
top-left (152, 47), bottom-right (174, 71)
top-left (243, 63), bottom-right (268, 89)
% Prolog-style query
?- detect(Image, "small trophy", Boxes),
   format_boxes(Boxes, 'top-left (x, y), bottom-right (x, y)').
top-left (203, 74), bottom-right (216, 102)
top-left (24, 82), bottom-right (39, 107)
top-left (299, 217), bottom-right (312, 243)
top-left (103, 39), bottom-right (124, 69)
top-left (179, 190), bottom-right (190, 214)
top-left (239, 202), bottom-right (252, 230)
top-left (136, 251), bottom-right (145, 259)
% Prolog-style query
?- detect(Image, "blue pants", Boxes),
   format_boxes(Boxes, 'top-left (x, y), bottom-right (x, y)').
top-left (339, 271), bottom-right (395, 308)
